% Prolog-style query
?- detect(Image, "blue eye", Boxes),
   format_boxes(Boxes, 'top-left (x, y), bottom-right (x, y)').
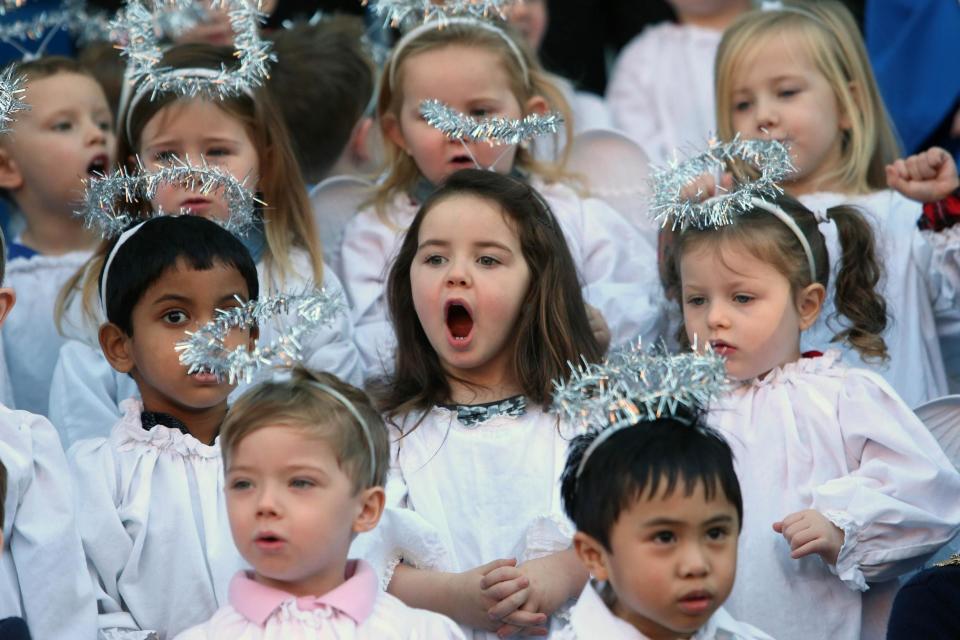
top-left (290, 478), bottom-right (315, 489)
top-left (229, 479), bottom-right (252, 490)
top-left (477, 256), bottom-right (499, 266)
top-left (685, 296), bottom-right (706, 306)
top-left (425, 255), bottom-right (446, 265)
top-left (733, 294), bottom-right (753, 304)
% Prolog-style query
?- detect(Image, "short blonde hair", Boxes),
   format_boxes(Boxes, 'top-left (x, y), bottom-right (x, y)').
top-left (715, 1), bottom-right (900, 194)
top-left (220, 369), bottom-right (389, 492)
top-left (372, 20), bottom-right (573, 217)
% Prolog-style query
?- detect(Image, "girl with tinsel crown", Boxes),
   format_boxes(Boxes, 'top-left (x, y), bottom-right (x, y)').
top-left (352, 169), bottom-right (602, 638)
top-left (340, 6), bottom-right (665, 377)
top-left (709, 0), bottom-right (960, 407)
top-left (50, 42), bottom-right (362, 445)
top-left (663, 178), bottom-right (960, 639)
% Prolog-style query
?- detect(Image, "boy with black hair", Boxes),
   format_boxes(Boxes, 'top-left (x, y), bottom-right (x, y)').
top-left (69, 215), bottom-right (260, 638)
top-left (0, 224), bottom-right (96, 640)
top-left (555, 411), bottom-right (772, 639)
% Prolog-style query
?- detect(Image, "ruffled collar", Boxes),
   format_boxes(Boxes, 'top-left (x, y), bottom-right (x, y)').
top-left (738, 349), bottom-right (842, 390)
top-left (114, 398), bottom-right (220, 458)
top-left (437, 395), bottom-right (528, 427)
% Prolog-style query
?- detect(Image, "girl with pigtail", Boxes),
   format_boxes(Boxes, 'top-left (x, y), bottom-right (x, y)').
top-left (667, 190), bottom-right (960, 640)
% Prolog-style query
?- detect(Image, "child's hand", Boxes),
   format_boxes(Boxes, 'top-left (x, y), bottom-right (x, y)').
top-left (585, 304), bottom-right (611, 353)
top-left (773, 509), bottom-right (845, 565)
top-left (450, 558), bottom-right (545, 632)
top-left (494, 551), bottom-right (586, 638)
top-left (885, 147), bottom-right (959, 203)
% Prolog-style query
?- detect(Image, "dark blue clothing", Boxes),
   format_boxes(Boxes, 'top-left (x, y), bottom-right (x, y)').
top-left (0, 617), bottom-right (32, 640)
top-left (5, 242), bottom-right (37, 261)
top-left (887, 560), bottom-right (960, 639)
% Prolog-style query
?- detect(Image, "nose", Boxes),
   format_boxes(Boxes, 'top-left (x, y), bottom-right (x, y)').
top-left (706, 301), bottom-right (730, 330)
top-left (85, 120), bottom-right (108, 147)
top-left (445, 257), bottom-right (472, 288)
top-left (754, 97), bottom-right (778, 135)
top-left (678, 540), bottom-right (710, 578)
top-left (255, 483), bottom-right (280, 518)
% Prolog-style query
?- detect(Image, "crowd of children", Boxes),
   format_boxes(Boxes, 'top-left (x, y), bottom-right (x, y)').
top-left (0, 1), bottom-right (958, 639)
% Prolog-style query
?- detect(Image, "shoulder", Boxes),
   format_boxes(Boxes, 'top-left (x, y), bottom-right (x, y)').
top-left (346, 196), bottom-right (416, 236)
top-left (4, 249), bottom-right (91, 279)
top-left (0, 404), bottom-right (65, 481)
top-left (617, 22), bottom-right (675, 58)
top-left (367, 591), bottom-right (465, 638)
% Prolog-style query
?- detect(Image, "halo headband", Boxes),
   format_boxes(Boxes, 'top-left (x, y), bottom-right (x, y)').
top-left (388, 17), bottom-right (529, 90)
top-left (305, 380), bottom-right (378, 487)
top-left (749, 197), bottom-right (817, 282)
top-left (100, 219), bottom-right (149, 311)
top-left (0, 66), bottom-right (27, 131)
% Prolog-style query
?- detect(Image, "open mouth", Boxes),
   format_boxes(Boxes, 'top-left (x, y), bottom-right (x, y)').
top-left (86, 154), bottom-right (108, 176)
top-left (254, 532), bottom-right (286, 550)
top-left (677, 590), bottom-right (714, 615)
top-left (449, 154), bottom-right (474, 166)
top-left (710, 340), bottom-right (735, 356)
top-left (179, 197), bottom-right (212, 213)
top-left (445, 301), bottom-right (474, 342)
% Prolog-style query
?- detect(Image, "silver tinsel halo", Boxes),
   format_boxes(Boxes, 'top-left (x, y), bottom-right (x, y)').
top-left (0, 0), bottom-right (112, 55)
top-left (650, 136), bottom-right (795, 230)
top-left (0, 67), bottom-right (28, 131)
top-left (420, 99), bottom-right (563, 146)
top-left (364, 0), bottom-right (516, 29)
top-left (0, 0), bottom-right (26, 17)
top-left (114, 0), bottom-right (275, 101)
top-left (175, 288), bottom-right (346, 384)
top-left (78, 157), bottom-right (261, 238)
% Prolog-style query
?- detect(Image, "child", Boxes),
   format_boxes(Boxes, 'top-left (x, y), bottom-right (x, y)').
top-left (668, 193), bottom-right (960, 640)
top-left (0, 228), bottom-right (96, 640)
top-left (0, 56), bottom-right (115, 416)
top-left (607, 0), bottom-right (751, 163)
top-left (341, 18), bottom-right (664, 375)
top-left (556, 408), bottom-right (771, 639)
top-left (713, 0), bottom-right (960, 407)
top-left (176, 368), bottom-right (465, 638)
top-left (51, 43), bottom-right (362, 445)
top-left (359, 169), bottom-right (600, 638)
top-left (69, 215), bottom-right (259, 638)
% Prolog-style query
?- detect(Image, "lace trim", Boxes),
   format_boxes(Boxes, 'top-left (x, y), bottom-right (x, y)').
top-left (439, 395), bottom-right (527, 427)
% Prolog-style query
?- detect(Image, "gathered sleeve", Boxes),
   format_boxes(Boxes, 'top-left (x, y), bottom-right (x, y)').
top-left (810, 370), bottom-right (960, 589)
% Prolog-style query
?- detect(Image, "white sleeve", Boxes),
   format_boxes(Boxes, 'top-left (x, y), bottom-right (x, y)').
top-left (5, 412), bottom-right (98, 640)
top-left (606, 33), bottom-right (664, 160)
top-left (49, 341), bottom-right (135, 448)
top-left (810, 371), bottom-right (960, 588)
top-left (298, 266), bottom-right (364, 386)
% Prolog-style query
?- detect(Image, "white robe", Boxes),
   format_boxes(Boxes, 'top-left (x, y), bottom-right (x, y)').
top-left (48, 250), bottom-right (362, 447)
top-left (68, 399), bottom-right (247, 640)
top-left (709, 351), bottom-right (960, 640)
top-left (606, 22), bottom-right (721, 164)
top-left (798, 190), bottom-right (960, 408)
top-left (340, 179), bottom-right (665, 377)
top-left (0, 404), bottom-right (97, 640)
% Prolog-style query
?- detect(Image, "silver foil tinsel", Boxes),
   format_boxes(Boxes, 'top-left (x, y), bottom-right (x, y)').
top-left (650, 136), bottom-right (796, 231)
top-left (115, 0), bottom-right (275, 101)
top-left (0, 0), bottom-right (26, 17)
top-left (0, 67), bottom-right (28, 131)
top-left (364, 0), bottom-right (516, 28)
top-left (176, 288), bottom-right (346, 384)
top-left (420, 98), bottom-right (563, 146)
top-left (78, 157), bottom-right (261, 238)
top-left (0, 0), bottom-right (112, 53)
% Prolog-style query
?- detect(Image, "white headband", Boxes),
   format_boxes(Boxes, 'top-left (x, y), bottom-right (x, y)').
top-left (388, 17), bottom-right (529, 90)
top-left (750, 197), bottom-right (818, 282)
top-left (100, 220), bottom-right (149, 314)
top-left (306, 380), bottom-right (378, 486)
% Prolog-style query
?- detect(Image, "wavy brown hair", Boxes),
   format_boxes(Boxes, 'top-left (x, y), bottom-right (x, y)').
top-left (370, 169), bottom-right (602, 425)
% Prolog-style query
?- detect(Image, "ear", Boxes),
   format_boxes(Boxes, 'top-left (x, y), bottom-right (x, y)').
top-left (0, 287), bottom-right (16, 326)
top-left (839, 81), bottom-right (858, 131)
top-left (99, 322), bottom-right (136, 374)
top-left (352, 486), bottom-right (386, 534)
top-left (573, 531), bottom-right (610, 582)
top-left (381, 112), bottom-right (408, 155)
top-left (349, 117), bottom-right (375, 165)
top-left (0, 147), bottom-right (24, 191)
top-left (796, 282), bottom-right (825, 330)
top-left (523, 94), bottom-right (549, 116)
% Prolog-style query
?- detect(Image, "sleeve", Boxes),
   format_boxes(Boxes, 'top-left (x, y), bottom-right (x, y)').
top-left (809, 371), bottom-right (960, 589)
top-left (49, 340), bottom-right (134, 448)
top-left (606, 32), bottom-right (665, 160)
top-left (68, 439), bottom-right (156, 637)
top-left (8, 413), bottom-right (98, 640)
top-left (299, 267), bottom-right (364, 387)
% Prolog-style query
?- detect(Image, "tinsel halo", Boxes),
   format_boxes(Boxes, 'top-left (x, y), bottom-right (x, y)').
top-left (650, 136), bottom-right (795, 231)
top-left (114, 0), bottom-right (275, 101)
top-left (0, 67), bottom-right (28, 132)
top-left (175, 288), bottom-right (346, 385)
top-left (420, 99), bottom-right (563, 146)
top-left (0, 0), bottom-right (111, 58)
top-left (0, 0), bottom-right (26, 17)
top-left (78, 157), bottom-right (262, 238)
top-left (364, 0), bottom-right (516, 28)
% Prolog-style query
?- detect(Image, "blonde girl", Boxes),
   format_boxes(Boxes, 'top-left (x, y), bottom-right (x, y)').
top-left (712, 0), bottom-right (960, 407)
top-left (669, 192), bottom-right (960, 640)
top-left (340, 19), bottom-right (664, 376)
top-left (50, 43), bottom-right (361, 445)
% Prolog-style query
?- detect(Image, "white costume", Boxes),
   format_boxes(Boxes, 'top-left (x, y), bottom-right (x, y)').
top-left (798, 190), bottom-right (960, 408)
top-left (0, 404), bottom-right (97, 640)
top-left (351, 403), bottom-right (581, 639)
top-left (69, 399), bottom-right (247, 639)
top-left (341, 179), bottom-right (665, 376)
top-left (551, 582), bottom-right (772, 639)
top-left (606, 22), bottom-right (721, 164)
top-left (2, 250), bottom-right (90, 415)
top-left (49, 250), bottom-right (362, 446)
top-left (709, 351), bottom-right (960, 640)
top-left (175, 561), bottom-right (465, 639)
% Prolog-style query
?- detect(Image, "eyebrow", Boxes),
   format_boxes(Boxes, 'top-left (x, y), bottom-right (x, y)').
top-left (228, 463), bottom-right (330, 476)
top-left (416, 239), bottom-right (514, 252)
top-left (150, 291), bottom-right (246, 306)
top-left (643, 514), bottom-right (736, 527)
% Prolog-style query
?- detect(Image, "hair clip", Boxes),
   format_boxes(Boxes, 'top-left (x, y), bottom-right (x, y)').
top-left (175, 288), bottom-right (347, 384)
top-left (0, 66), bottom-right (28, 132)
top-left (77, 157), bottom-right (262, 239)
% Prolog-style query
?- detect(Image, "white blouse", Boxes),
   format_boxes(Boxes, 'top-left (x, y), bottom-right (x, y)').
top-left (0, 404), bottom-right (97, 640)
top-left (340, 179), bottom-right (665, 376)
top-left (798, 190), bottom-right (960, 407)
top-left (550, 582), bottom-right (772, 640)
top-left (606, 22), bottom-right (721, 164)
top-left (351, 404), bottom-right (581, 640)
top-left (709, 351), bottom-right (960, 640)
top-left (2, 250), bottom-right (91, 415)
top-left (68, 399), bottom-right (247, 639)
top-left (49, 250), bottom-right (362, 446)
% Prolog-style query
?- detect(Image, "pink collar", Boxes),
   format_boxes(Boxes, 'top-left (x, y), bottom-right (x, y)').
top-left (229, 559), bottom-right (378, 627)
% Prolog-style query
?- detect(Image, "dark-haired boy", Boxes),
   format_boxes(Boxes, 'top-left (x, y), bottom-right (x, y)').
top-left (555, 416), bottom-right (772, 639)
